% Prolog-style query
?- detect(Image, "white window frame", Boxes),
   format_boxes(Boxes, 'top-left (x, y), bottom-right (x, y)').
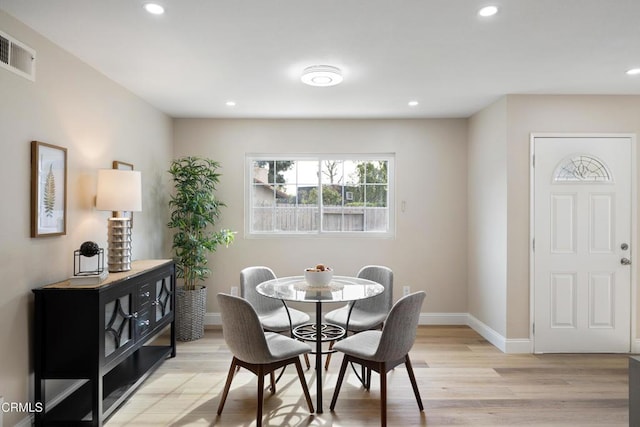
top-left (245, 153), bottom-right (395, 238)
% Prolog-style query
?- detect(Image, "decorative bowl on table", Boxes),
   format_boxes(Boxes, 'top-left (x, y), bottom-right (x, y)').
top-left (304, 265), bottom-right (333, 287)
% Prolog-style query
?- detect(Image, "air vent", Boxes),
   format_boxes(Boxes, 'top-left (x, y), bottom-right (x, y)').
top-left (0, 30), bottom-right (36, 81)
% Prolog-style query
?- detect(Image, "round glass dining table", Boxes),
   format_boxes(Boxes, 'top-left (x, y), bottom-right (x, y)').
top-left (256, 275), bottom-right (384, 413)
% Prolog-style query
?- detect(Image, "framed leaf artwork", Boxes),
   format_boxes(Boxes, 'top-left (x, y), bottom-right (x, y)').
top-left (31, 141), bottom-right (67, 237)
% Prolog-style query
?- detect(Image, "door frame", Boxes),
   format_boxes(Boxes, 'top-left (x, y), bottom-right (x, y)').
top-left (529, 133), bottom-right (638, 353)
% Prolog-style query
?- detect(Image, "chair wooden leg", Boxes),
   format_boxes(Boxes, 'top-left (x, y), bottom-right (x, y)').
top-left (294, 357), bottom-right (315, 413)
top-left (270, 371), bottom-right (276, 394)
top-left (221, 356), bottom-right (314, 426)
top-left (380, 362), bottom-right (387, 427)
top-left (293, 332), bottom-right (311, 369)
top-left (304, 352), bottom-right (311, 369)
top-left (405, 355), bottom-right (424, 411)
top-left (256, 365), bottom-right (264, 427)
top-left (217, 358), bottom-right (238, 415)
top-left (324, 340), bottom-right (335, 370)
top-left (330, 355), bottom-right (350, 410)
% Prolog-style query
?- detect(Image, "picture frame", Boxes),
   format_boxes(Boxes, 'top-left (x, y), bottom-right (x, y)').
top-left (31, 141), bottom-right (67, 237)
top-left (112, 160), bottom-right (134, 224)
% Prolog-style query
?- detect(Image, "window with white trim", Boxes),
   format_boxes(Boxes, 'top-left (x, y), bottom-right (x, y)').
top-left (246, 154), bottom-right (394, 237)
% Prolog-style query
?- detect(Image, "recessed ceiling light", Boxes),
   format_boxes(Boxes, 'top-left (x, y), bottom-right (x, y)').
top-left (626, 68), bottom-right (640, 76)
top-left (478, 5), bottom-right (498, 17)
top-left (408, 101), bottom-right (419, 107)
top-left (301, 65), bottom-right (343, 87)
top-left (144, 3), bottom-right (165, 15)
top-left (225, 101), bottom-right (236, 107)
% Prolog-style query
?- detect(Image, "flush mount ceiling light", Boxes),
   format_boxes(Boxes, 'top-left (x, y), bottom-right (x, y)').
top-left (144, 3), bottom-right (165, 15)
top-left (478, 5), bottom-right (499, 17)
top-left (626, 68), bottom-right (640, 76)
top-left (301, 65), bottom-right (343, 87)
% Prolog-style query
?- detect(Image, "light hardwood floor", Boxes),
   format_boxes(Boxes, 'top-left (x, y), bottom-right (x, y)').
top-left (106, 326), bottom-right (630, 426)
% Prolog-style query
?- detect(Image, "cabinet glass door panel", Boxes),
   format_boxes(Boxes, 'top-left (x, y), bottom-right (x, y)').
top-left (104, 294), bottom-right (133, 357)
top-left (155, 275), bottom-right (173, 321)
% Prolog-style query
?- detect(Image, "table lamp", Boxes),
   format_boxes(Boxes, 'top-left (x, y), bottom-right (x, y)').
top-left (96, 169), bottom-right (142, 272)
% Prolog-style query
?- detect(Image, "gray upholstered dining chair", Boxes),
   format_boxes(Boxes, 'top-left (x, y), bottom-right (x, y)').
top-left (216, 293), bottom-right (314, 426)
top-left (241, 266), bottom-right (311, 334)
top-left (241, 266), bottom-right (311, 368)
top-left (329, 291), bottom-right (426, 427)
top-left (323, 265), bottom-right (393, 369)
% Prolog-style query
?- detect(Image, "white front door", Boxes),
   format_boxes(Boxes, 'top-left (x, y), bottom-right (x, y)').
top-left (533, 135), bottom-right (633, 353)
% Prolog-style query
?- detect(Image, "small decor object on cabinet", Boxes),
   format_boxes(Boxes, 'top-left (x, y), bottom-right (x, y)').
top-left (70, 241), bottom-right (108, 285)
top-left (30, 141), bottom-right (67, 237)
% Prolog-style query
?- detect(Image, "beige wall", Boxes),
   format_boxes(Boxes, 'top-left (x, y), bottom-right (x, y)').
top-left (470, 94), bottom-right (640, 344)
top-left (505, 95), bottom-right (640, 339)
top-left (173, 118), bottom-right (469, 315)
top-left (467, 97), bottom-right (508, 336)
top-left (0, 11), bottom-right (173, 426)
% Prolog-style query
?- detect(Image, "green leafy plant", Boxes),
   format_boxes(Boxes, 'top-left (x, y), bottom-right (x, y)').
top-left (168, 157), bottom-right (235, 291)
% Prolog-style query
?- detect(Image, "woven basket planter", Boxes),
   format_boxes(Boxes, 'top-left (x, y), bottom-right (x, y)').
top-left (175, 285), bottom-right (207, 341)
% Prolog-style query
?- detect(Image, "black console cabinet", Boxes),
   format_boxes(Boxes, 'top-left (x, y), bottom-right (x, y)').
top-left (33, 260), bottom-right (176, 426)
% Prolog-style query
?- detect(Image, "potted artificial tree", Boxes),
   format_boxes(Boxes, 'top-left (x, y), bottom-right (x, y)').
top-left (168, 156), bottom-right (235, 341)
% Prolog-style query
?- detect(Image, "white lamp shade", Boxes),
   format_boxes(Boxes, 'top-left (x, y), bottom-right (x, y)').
top-left (96, 169), bottom-right (142, 212)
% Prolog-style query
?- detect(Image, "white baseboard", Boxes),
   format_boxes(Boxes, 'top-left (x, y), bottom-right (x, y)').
top-left (504, 339), bottom-right (533, 354)
top-left (207, 310), bottom-right (531, 353)
top-left (205, 312), bottom-right (221, 325)
top-left (211, 310), bottom-right (636, 353)
top-left (466, 314), bottom-right (532, 353)
top-left (422, 313), bottom-right (533, 352)
top-left (466, 314), bottom-right (507, 352)
top-left (419, 312), bottom-right (468, 325)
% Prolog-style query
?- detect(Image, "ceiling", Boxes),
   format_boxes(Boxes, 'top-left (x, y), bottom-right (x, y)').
top-left (2, 0), bottom-right (640, 119)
